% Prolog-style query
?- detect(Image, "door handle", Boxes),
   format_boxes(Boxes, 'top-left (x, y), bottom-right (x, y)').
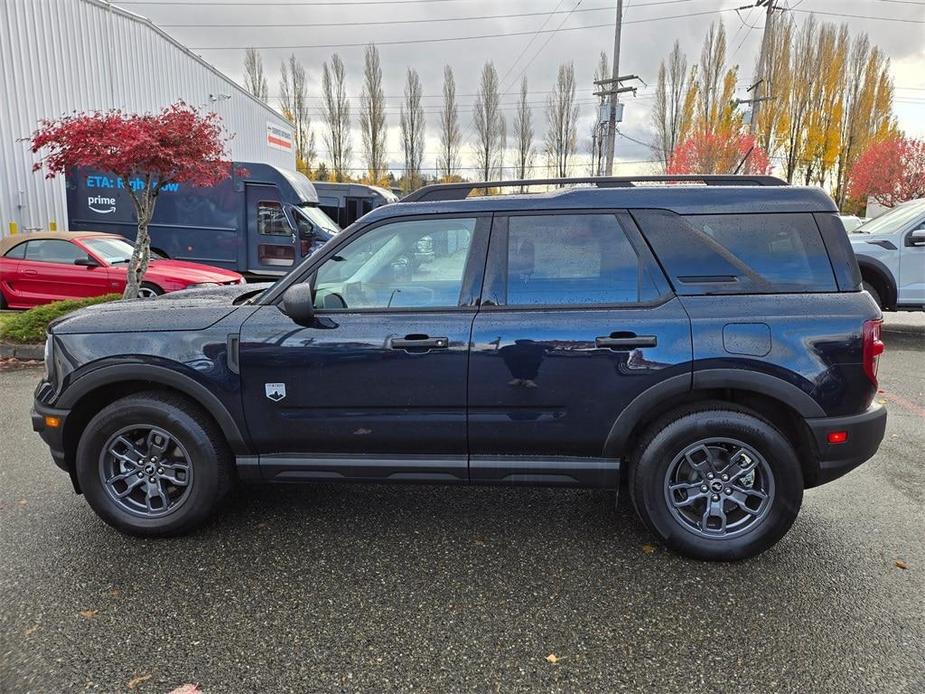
top-left (389, 334), bottom-right (450, 350)
top-left (22, 269), bottom-right (38, 276)
top-left (595, 334), bottom-right (657, 349)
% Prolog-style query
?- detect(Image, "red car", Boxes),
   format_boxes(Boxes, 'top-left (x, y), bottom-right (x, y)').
top-left (0, 231), bottom-right (244, 309)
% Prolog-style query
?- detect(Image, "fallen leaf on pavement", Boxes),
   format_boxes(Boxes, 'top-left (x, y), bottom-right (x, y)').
top-left (895, 560), bottom-right (908, 570)
top-left (23, 625), bottom-right (39, 636)
top-left (78, 609), bottom-right (98, 619)
top-left (641, 544), bottom-right (657, 554)
top-left (127, 673), bottom-right (152, 690)
top-left (545, 654), bottom-right (562, 664)
top-left (167, 685), bottom-right (201, 694)
top-left (17, 499), bottom-right (27, 507)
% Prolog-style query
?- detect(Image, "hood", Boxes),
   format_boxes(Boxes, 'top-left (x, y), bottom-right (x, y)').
top-left (49, 283), bottom-right (270, 335)
top-left (112, 259), bottom-right (244, 284)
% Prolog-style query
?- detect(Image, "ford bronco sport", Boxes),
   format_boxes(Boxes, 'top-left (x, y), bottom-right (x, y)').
top-left (32, 175), bottom-right (887, 560)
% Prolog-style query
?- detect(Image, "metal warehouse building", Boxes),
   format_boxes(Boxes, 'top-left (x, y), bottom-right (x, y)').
top-left (0, 0), bottom-right (296, 238)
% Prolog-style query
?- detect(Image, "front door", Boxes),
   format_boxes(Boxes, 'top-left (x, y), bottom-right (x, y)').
top-left (17, 238), bottom-right (112, 305)
top-left (467, 211), bottom-right (692, 483)
top-left (899, 218), bottom-right (925, 306)
top-left (246, 183), bottom-right (296, 275)
top-left (239, 214), bottom-right (490, 482)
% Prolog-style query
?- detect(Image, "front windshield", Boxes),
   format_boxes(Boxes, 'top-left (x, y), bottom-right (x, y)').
top-left (82, 237), bottom-right (134, 263)
top-left (855, 200), bottom-right (925, 234)
top-left (297, 205), bottom-right (340, 233)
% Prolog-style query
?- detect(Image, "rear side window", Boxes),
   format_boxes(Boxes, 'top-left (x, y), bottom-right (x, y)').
top-left (4, 242), bottom-right (27, 259)
top-left (505, 214), bottom-right (659, 306)
top-left (632, 210), bottom-right (837, 293)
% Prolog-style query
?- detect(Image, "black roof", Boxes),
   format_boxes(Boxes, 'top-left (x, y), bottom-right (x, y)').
top-left (362, 183), bottom-right (838, 226)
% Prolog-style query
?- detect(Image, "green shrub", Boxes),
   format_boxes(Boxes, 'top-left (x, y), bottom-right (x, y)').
top-left (0, 294), bottom-right (121, 344)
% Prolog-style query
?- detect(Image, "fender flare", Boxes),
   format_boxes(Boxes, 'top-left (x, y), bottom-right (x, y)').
top-left (855, 254), bottom-right (897, 309)
top-left (603, 369), bottom-right (825, 457)
top-left (58, 362), bottom-right (249, 454)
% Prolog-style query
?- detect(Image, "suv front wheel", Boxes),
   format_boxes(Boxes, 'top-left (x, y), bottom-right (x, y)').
top-left (629, 404), bottom-right (803, 561)
top-left (75, 391), bottom-right (232, 536)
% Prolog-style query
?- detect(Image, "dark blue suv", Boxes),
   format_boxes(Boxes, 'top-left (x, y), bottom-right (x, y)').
top-left (32, 176), bottom-right (887, 560)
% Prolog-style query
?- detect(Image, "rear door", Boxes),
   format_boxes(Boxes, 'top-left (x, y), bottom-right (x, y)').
top-left (18, 239), bottom-right (111, 303)
top-left (467, 211), bottom-right (692, 484)
top-left (246, 183), bottom-right (297, 275)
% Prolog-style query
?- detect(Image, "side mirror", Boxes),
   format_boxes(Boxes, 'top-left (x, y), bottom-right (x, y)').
top-left (281, 283), bottom-right (315, 326)
top-left (298, 220), bottom-right (316, 240)
top-left (909, 228), bottom-right (925, 247)
top-left (74, 257), bottom-right (100, 268)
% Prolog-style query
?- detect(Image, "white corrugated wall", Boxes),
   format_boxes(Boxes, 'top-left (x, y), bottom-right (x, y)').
top-left (0, 0), bottom-right (295, 237)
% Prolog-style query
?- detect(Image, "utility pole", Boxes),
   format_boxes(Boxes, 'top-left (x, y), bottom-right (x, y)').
top-left (750, 0), bottom-right (777, 134)
top-left (603, 0), bottom-right (623, 176)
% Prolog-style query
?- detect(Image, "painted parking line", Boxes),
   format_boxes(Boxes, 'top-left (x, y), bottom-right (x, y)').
top-left (879, 390), bottom-right (925, 419)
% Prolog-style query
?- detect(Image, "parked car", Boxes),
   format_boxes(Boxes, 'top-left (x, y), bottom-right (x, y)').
top-left (67, 163), bottom-right (338, 279)
top-left (314, 182), bottom-right (398, 228)
top-left (838, 214), bottom-right (866, 232)
top-left (0, 231), bottom-right (243, 308)
top-left (849, 198), bottom-right (925, 310)
top-left (32, 175), bottom-right (886, 561)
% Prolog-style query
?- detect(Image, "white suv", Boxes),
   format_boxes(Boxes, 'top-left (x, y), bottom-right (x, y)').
top-left (850, 199), bottom-right (925, 311)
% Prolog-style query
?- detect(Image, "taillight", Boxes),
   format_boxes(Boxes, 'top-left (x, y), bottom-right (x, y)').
top-left (862, 319), bottom-right (885, 386)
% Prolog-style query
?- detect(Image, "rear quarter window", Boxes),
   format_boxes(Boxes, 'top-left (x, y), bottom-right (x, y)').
top-left (631, 210), bottom-right (837, 294)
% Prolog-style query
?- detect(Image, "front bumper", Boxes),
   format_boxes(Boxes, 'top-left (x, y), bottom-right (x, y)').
top-left (31, 397), bottom-right (71, 475)
top-left (805, 403), bottom-right (887, 486)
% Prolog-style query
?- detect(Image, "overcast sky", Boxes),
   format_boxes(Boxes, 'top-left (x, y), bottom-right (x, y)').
top-left (117, 0), bottom-right (925, 176)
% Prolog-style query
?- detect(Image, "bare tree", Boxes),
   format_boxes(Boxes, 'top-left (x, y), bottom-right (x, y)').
top-left (321, 53), bottom-right (351, 181)
top-left (243, 48), bottom-right (268, 101)
top-left (591, 51), bottom-right (608, 175)
top-left (438, 65), bottom-right (461, 180)
top-left (279, 54), bottom-right (315, 173)
top-left (359, 44), bottom-right (387, 184)
top-left (545, 62), bottom-right (579, 178)
top-left (652, 41), bottom-right (695, 171)
top-left (697, 22), bottom-right (727, 132)
top-left (473, 61), bottom-right (505, 181)
top-left (512, 76), bottom-right (534, 181)
top-left (400, 68), bottom-right (426, 192)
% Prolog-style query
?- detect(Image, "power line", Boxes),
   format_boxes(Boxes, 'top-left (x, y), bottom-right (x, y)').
top-left (161, 5), bottom-right (611, 28)
top-left (791, 8), bottom-right (924, 22)
top-left (501, 0), bottom-right (586, 96)
top-left (189, 7), bottom-right (748, 50)
top-left (119, 0), bottom-right (484, 5)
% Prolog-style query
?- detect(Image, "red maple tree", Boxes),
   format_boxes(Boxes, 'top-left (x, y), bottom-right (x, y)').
top-left (31, 103), bottom-right (231, 298)
top-left (847, 136), bottom-right (925, 208)
top-left (667, 131), bottom-right (770, 176)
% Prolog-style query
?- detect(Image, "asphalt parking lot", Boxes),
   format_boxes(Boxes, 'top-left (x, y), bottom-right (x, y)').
top-left (1, 321), bottom-right (923, 693)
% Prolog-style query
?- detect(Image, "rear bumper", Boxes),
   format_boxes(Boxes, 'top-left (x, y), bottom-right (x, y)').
top-left (805, 404), bottom-right (887, 486)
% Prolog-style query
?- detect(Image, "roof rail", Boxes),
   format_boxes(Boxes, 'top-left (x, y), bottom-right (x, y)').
top-left (400, 175), bottom-right (788, 203)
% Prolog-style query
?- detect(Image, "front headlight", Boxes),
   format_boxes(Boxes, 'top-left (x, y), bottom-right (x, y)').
top-left (43, 336), bottom-right (54, 381)
top-left (188, 282), bottom-right (219, 289)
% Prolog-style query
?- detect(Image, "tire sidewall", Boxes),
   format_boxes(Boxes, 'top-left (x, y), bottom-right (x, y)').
top-left (635, 410), bottom-right (803, 561)
top-left (76, 398), bottom-right (222, 536)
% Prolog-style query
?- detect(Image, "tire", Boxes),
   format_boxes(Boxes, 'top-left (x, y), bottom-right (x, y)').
top-left (0, 290), bottom-right (7, 310)
top-left (629, 403), bottom-right (803, 561)
top-left (75, 391), bottom-right (233, 537)
top-left (862, 281), bottom-right (882, 309)
top-left (138, 282), bottom-right (163, 299)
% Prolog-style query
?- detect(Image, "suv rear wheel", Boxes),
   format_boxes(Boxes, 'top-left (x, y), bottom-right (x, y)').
top-left (629, 404), bottom-right (803, 561)
top-left (75, 391), bottom-right (232, 536)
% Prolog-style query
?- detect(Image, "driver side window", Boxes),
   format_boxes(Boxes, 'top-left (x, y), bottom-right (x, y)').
top-left (312, 218), bottom-right (476, 310)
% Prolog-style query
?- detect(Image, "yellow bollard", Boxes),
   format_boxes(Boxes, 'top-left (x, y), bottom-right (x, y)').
top-left (48, 220), bottom-right (57, 231)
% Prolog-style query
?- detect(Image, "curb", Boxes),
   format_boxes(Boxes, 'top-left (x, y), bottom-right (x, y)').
top-left (0, 342), bottom-right (44, 361)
